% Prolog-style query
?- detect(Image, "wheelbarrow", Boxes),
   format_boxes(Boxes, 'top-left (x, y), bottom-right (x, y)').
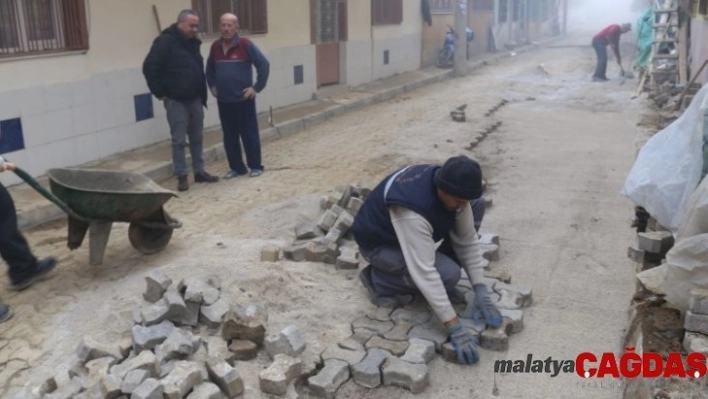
top-left (12, 167), bottom-right (182, 265)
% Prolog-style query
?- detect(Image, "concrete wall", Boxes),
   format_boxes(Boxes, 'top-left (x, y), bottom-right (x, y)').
top-left (344, 0), bottom-right (423, 86)
top-left (0, 0), bottom-right (316, 186)
top-left (690, 18), bottom-right (708, 85)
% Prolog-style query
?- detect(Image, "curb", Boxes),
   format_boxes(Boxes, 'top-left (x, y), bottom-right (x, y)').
top-left (17, 37), bottom-right (563, 230)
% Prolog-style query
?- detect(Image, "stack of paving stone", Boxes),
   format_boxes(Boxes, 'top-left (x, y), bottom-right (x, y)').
top-left (683, 289), bottom-right (708, 357)
top-left (16, 270), bottom-right (311, 399)
top-left (260, 183), bottom-right (373, 270)
top-left (303, 276), bottom-right (532, 397)
top-left (627, 218), bottom-right (675, 272)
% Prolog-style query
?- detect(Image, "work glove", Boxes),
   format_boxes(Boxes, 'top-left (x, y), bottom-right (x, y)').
top-left (447, 321), bottom-right (480, 365)
top-left (469, 283), bottom-right (503, 328)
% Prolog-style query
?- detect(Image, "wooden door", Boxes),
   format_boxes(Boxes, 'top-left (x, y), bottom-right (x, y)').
top-left (311, 0), bottom-right (343, 87)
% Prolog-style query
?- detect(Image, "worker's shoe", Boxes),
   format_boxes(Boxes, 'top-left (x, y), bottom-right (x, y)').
top-left (177, 176), bottom-right (189, 192)
top-left (0, 304), bottom-right (12, 324)
top-left (194, 171), bottom-right (219, 183)
top-left (359, 265), bottom-right (411, 308)
top-left (10, 257), bottom-right (57, 291)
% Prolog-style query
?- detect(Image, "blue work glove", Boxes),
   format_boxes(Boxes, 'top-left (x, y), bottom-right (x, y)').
top-left (470, 283), bottom-right (503, 328)
top-left (447, 321), bottom-right (480, 365)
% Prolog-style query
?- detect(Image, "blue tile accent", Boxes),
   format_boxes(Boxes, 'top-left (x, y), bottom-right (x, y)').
top-left (134, 93), bottom-right (154, 122)
top-left (294, 65), bottom-right (304, 85)
top-left (0, 118), bottom-right (25, 154)
top-left (384, 50), bottom-right (390, 65)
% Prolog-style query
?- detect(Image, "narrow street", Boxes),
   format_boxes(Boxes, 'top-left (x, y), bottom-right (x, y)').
top-left (2, 36), bottom-right (646, 398)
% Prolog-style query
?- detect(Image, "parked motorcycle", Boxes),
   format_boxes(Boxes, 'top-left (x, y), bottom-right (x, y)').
top-left (436, 25), bottom-right (474, 68)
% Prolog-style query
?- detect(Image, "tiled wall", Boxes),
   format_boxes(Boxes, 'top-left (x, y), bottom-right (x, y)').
top-left (0, 45), bottom-right (317, 186)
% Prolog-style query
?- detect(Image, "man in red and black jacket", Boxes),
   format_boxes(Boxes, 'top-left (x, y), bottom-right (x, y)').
top-left (206, 13), bottom-right (270, 179)
top-left (592, 23), bottom-right (632, 82)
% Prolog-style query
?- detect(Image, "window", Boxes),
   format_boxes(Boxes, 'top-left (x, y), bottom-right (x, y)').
top-left (0, 0), bottom-right (88, 57)
top-left (191, 0), bottom-right (268, 36)
top-left (372, 0), bottom-right (402, 25)
top-left (430, 0), bottom-right (454, 14)
top-left (498, 0), bottom-right (508, 23)
top-left (698, 0), bottom-right (708, 16)
top-left (473, 0), bottom-right (494, 12)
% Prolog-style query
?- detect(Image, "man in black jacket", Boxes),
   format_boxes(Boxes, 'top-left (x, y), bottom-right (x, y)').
top-left (143, 9), bottom-right (219, 192)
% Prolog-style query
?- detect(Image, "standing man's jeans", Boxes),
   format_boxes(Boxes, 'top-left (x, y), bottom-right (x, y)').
top-left (592, 38), bottom-right (608, 80)
top-left (361, 197), bottom-right (486, 297)
top-left (0, 184), bottom-right (38, 282)
top-left (217, 99), bottom-right (263, 174)
top-left (164, 98), bottom-right (205, 177)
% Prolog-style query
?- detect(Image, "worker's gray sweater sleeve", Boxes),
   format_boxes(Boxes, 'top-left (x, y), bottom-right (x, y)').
top-left (390, 206), bottom-right (457, 322)
top-left (449, 204), bottom-right (486, 286)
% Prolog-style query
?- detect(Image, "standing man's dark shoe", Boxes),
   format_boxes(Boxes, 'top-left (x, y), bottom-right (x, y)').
top-left (0, 304), bottom-right (12, 324)
top-left (177, 176), bottom-right (189, 192)
top-left (10, 257), bottom-right (57, 291)
top-left (194, 171), bottom-right (219, 183)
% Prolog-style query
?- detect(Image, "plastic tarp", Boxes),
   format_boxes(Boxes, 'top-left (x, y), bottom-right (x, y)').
top-left (644, 175), bottom-right (708, 311)
top-left (621, 84), bottom-right (708, 233)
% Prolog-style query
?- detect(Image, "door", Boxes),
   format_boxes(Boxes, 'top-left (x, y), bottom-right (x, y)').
top-left (311, 0), bottom-right (345, 87)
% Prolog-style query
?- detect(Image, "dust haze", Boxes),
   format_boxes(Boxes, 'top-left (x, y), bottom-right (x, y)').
top-left (567, 0), bottom-right (650, 33)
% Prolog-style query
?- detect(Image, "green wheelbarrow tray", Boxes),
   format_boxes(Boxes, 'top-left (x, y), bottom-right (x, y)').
top-left (13, 167), bottom-right (183, 265)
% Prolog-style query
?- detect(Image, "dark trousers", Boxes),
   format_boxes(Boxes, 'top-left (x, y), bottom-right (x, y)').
top-left (592, 38), bottom-right (608, 79)
top-left (0, 184), bottom-right (37, 283)
top-left (361, 197), bottom-right (486, 296)
top-left (217, 99), bottom-right (263, 174)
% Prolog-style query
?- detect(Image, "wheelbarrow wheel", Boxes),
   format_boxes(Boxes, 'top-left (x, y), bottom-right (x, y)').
top-left (128, 223), bottom-right (173, 255)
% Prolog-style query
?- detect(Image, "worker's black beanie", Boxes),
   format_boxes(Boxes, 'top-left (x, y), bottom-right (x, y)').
top-left (434, 156), bottom-right (483, 200)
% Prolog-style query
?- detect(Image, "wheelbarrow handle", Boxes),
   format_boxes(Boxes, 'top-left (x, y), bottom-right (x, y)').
top-left (11, 167), bottom-right (87, 222)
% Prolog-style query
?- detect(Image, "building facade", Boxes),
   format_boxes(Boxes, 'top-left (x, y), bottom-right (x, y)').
top-left (0, 0), bottom-right (423, 186)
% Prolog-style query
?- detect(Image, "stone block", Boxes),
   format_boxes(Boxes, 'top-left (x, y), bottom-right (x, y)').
top-left (685, 311), bottom-right (708, 335)
top-left (120, 369), bottom-right (150, 394)
top-left (335, 246), bottom-right (359, 270)
top-left (499, 308), bottom-right (524, 334)
top-left (351, 316), bottom-right (393, 334)
top-left (308, 359), bottom-right (349, 398)
top-left (351, 328), bottom-right (378, 344)
top-left (330, 204), bottom-right (345, 217)
top-left (179, 278), bottom-right (220, 305)
top-left (205, 336), bottom-right (235, 365)
top-left (337, 186), bottom-right (353, 208)
top-left (480, 243), bottom-right (500, 261)
top-left (258, 354), bottom-right (302, 396)
top-left (383, 320), bottom-right (414, 341)
top-left (119, 332), bottom-right (133, 359)
top-left (324, 227), bottom-right (343, 244)
top-left (334, 211), bottom-right (355, 233)
top-left (74, 383), bottom-right (104, 399)
top-left (408, 319), bottom-right (448, 352)
top-left (365, 336), bottom-right (409, 356)
top-left (85, 357), bottom-right (117, 389)
top-left (323, 194), bottom-right (339, 210)
top-left (130, 378), bottom-right (163, 399)
top-left (260, 245), bottom-right (280, 262)
top-left (305, 241), bottom-right (339, 264)
top-left (391, 308), bottom-right (432, 325)
top-left (109, 350), bottom-right (158, 380)
top-left (320, 346), bottom-right (366, 365)
top-left (295, 223), bottom-right (318, 240)
top-left (141, 291), bottom-right (186, 326)
top-left (689, 289), bottom-right (708, 315)
top-left (283, 242), bottom-right (309, 261)
top-left (143, 270), bottom-right (172, 303)
top-left (484, 197), bottom-right (493, 208)
top-left (76, 336), bottom-right (122, 364)
top-left (478, 233), bottom-right (499, 246)
top-left (316, 210), bottom-right (338, 232)
top-left (228, 340), bottom-right (258, 361)
top-left (346, 197), bottom-right (364, 214)
top-left (495, 282), bottom-right (533, 309)
top-left (400, 338), bottom-right (435, 364)
top-left (338, 337), bottom-right (365, 352)
top-left (99, 374), bottom-right (121, 399)
top-left (264, 324), bottom-right (306, 358)
top-left (199, 294), bottom-right (232, 329)
top-left (480, 320), bottom-right (512, 351)
top-left (637, 231), bottom-right (674, 254)
top-left (683, 332), bottom-right (708, 356)
top-left (161, 361), bottom-right (205, 399)
top-left (206, 357), bottom-right (244, 398)
top-left (186, 382), bottom-right (226, 399)
top-left (132, 320), bottom-right (175, 352)
top-left (155, 328), bottom-right (194, 364)
top-left (367, 307), bottom-right (394, 322)
top-left (350, 348), bottom-right (391, 388)
top-left (627, 243), bottom-right (646, 263)
top-left (381, 357), bottom-right (428, 394)
top-left (222, 302), bottom-right (268, 344)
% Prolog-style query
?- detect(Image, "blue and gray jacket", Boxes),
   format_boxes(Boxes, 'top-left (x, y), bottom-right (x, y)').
top-left (206, 36), bottom-right (270, 103)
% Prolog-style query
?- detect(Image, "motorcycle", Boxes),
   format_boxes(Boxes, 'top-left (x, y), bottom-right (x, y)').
top-left (436, 25), bottom-right (474, 68)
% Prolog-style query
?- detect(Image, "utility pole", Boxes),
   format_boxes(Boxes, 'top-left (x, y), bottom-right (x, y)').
top-left (454, 0), bottom-right (467, 77)
top-left (563, 0), bottom-right (568, 36)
